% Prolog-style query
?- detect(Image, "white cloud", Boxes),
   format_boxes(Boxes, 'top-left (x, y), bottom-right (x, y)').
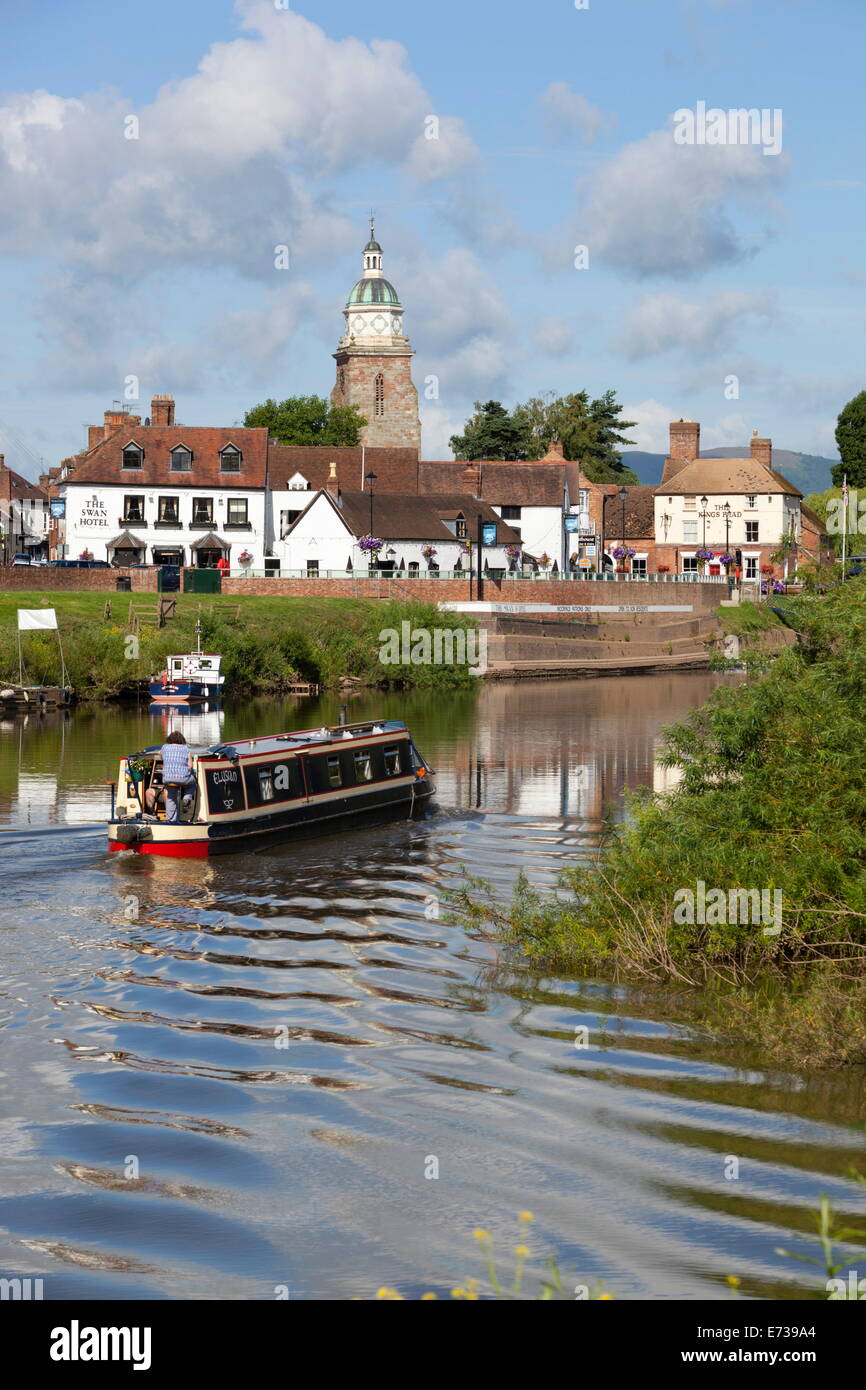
top-left (539, 83), bottom-right (606, 146)
top-left (398, 247), bottom-right (514, 401)
top-left (0, 0), bottom-right (487, 400)
top-left (622, 398), bottom-right (680, 453)
top-left (579, 125), bottom-right (788, 277)
top-left (406, 115), bottom-right (479, 183)
top-left (619, 289), bottom-right (777, 359)
top-left (419, 403), bottom-right (468, 461)
top-left (534, 316), bottom-right (574, 356)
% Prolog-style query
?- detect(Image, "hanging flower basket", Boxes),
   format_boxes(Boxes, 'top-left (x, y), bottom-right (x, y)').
top-left (126, 754), bottom-right (149, 784)
top-left (612, 545), bottom-right (636, 561)
top-left (238, 550), bottom-right (253, 563)
top-left (760, 564), bottom-right (774, 575)
top-left (538, 552), bottom-right (551, 569)
top-left (694, 547), bottom-right (715, 562)
top-left (358, 535), bottom-right (384, 554)
top-left (506, 544), bottom-right (522, 562)
top-left (421, 546), bottom-right (438, 561)
top-left (718, 553), bottom-right (735, 567)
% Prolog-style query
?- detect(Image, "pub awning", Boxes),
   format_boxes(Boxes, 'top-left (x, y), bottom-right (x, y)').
top-left (106, 530), bottom-right (146, 550)
top-left (190, 532), bottom-right (230, 550)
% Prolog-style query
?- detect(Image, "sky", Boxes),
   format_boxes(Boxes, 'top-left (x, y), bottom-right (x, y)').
top-left (0, 0), bottom-right (862, 474)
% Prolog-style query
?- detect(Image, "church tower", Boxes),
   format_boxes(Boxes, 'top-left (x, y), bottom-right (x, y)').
top-left (331, 221), bottom-right (421, 455)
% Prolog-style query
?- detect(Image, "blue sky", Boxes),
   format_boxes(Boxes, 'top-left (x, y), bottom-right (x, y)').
top-left (0, 0), bottom-right (862, 473)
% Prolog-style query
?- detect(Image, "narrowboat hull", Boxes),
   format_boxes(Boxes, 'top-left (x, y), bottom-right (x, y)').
top-left (108, 719), bottom-right (435, 858)
top-left (109, 779), bottom-right (434, 856)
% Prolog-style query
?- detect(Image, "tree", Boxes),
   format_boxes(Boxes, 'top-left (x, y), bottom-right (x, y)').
top-left (513, 389), bottom-right (638, 483)
top-left (244, 395), bottom-right (367, 447)
top-left (832, 391), bottom-right (866, 488)
top-left (449, 401), bottom-right (530, 461)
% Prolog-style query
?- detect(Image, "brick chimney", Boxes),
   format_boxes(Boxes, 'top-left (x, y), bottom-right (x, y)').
top-left (326, 460), bottom-right (340, 499)
top-left (662, 418), bottom-right (700, 483)
top-left (461, 463), bottom-right (481, 495)
top-left (541, 440), bottom-right (564, 462)
top-left (151, 394), bottom-right (175, 427)
top-left (102, 408), bottom-right (141, 439)
top-left (750, 431), bottom-right (772, 470)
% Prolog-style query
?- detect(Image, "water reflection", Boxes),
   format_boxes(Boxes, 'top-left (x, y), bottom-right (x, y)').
top-left (1, 675), bottom-right (864, 1301)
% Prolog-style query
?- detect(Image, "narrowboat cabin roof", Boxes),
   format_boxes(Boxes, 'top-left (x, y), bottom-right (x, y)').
top-left (129, 719), bottom-right (409, 762)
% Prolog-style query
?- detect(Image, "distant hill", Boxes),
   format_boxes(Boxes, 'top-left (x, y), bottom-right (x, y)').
top-left (622, 448), bottom-right (836, 497)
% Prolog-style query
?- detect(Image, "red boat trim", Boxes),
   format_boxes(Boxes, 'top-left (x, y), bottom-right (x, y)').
top-left (109, 838), bottom-right (209, 858)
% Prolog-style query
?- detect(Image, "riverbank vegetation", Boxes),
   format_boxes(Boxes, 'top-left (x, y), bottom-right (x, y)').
top-left (454, 580), bottom-right (866, 1067)
top-left (0, 591), bottom-right (480, 699)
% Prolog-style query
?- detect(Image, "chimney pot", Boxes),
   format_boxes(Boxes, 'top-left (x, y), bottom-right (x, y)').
top-left (151, 394), bottom-right (176, 427)
top-left (750, 433), bottom-right (772, 470)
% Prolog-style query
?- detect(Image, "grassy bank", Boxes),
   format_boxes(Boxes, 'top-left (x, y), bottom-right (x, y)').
top-left (454, 580), bottom-right (866, 1067)
top-left (0, 591), bottom-right (480, 699)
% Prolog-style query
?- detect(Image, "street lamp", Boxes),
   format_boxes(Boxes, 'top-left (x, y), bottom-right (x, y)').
top-left (723, 500), bottom-right (731, 558)
top-left (619, 485), bottom-right (628, 547)
top-left (365, 471), bottom-right (377, 538)
top-left (700, 495), bottom-right (708, 555)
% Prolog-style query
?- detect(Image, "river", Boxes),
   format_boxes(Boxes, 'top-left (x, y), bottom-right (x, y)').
top-left (1, 674), bottom-right (864, 1300)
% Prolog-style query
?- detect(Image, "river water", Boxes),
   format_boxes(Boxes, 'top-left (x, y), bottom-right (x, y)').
top-left (1, 675), bottom-right (864, 1301)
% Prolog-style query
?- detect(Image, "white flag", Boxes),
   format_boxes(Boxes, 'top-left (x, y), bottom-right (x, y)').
top-left (17, 608), bottom-right (58, 631)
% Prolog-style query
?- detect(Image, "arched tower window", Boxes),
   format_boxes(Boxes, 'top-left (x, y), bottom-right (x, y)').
top-left (374, 372), bottom-right (385, 417)
top-left (338, 367), bottom-right (345, 394)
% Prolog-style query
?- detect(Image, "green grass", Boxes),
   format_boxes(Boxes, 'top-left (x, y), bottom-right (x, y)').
top-left (0, 590), bottom-right (481, 699)
top-left (715, 600), bottom-right (781, 637)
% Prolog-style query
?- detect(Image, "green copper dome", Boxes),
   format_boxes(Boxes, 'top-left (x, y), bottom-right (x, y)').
top-left (346, 278), bottom-right (401, 307)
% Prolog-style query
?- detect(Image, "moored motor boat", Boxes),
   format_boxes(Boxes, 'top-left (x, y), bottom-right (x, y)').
top-left (149, 619), bottom-right (225, 704)
top-left (107, 719), bottom-right (435, 858)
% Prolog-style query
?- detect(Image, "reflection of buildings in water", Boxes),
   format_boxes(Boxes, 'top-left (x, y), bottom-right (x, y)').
top-left (440, 675), bottom-right (722, 820)
top-left (15, 772), bottom-right (59, 822)
top-left (148, 702), bottom-right (225, 748)
top-left (653, 742), bottom-right (685, 797)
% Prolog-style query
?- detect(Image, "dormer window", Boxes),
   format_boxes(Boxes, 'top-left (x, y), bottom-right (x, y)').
top-left (170, 446), bottom-right (192, 473)
top-left (220, 445), bottom-right (241, 473)
top-left (122, 443), bottom-right (143, 470)
top-left (455, 514), bottom-right (467, 539)
top-left (287, 472), bottom-right (309, 491)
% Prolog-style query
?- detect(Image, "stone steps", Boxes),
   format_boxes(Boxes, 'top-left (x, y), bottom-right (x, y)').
top-left (484, 653), bottom-right (713, 679)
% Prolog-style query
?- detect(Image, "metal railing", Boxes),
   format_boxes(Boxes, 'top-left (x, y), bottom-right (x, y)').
top-left (226, 567), bottom-right (731, 584)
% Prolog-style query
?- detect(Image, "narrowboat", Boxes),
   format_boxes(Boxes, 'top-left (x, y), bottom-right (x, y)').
top-left (108, 719), bottom-right (435, 857)
top-left (150, 621), bottom-right (224, 704)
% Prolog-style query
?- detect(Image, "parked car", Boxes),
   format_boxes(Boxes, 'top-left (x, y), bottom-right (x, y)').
top-left (11, 553), bottom-right (32, 566)
top-left (49, 558), bottom-right (111, 569)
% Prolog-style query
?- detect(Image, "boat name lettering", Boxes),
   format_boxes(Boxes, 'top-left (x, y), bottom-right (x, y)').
top-left (212, 769), bottom-right (238, 785)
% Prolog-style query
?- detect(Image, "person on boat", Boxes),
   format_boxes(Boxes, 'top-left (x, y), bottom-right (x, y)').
top-left (160, 731), bottom-right (196, 823)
